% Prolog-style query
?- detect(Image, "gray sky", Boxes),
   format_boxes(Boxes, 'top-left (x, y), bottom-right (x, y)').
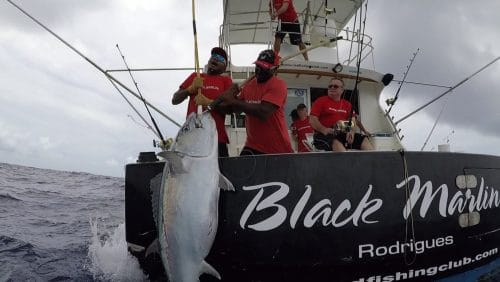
top-left (1, 0), bottom-right (499, 177)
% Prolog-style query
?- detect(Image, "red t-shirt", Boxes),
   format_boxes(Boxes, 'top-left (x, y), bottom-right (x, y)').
top-left (291, 117), bottom-right (314, 152)
top-left (180, 72), bottom-right (232, 143)
top-left (310, 96), bottom-right (354, 128)
top-left (271, 0), bottom-right (298, 22)
top-left (239, 76), bottom-right (293, 154)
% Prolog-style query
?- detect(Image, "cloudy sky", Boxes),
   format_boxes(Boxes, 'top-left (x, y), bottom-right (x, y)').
top-left (1, 0), bottom-right (499, 177)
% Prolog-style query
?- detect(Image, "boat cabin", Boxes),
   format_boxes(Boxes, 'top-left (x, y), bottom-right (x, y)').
top-left (216, 0), bottom-right (403, 155)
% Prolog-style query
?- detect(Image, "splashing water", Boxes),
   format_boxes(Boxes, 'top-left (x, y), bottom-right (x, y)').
top-left (87, 218), bottom-right (147, 281)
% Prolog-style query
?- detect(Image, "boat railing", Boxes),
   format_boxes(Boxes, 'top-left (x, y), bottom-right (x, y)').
top-left (219, 11), bottom-right (374, 67)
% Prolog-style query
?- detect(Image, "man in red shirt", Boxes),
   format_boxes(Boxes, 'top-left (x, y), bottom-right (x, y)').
top-left (270, 0), bottom-right (309, 61)
top-left (309, 78), bottom-right (373, 151)
top-left (172, 47), bottom-right (233, 157)
top-left (291, 103), bottom-right (314, 152)
top-left (217, 49), bottom-right (293, 155)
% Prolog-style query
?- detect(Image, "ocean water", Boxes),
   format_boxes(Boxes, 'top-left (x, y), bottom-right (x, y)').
top-left (0, 162), bottom-right (147, 281)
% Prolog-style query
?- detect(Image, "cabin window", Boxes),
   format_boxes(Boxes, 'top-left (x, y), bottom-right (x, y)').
top-left (285, 88), bottom-right (308, 128)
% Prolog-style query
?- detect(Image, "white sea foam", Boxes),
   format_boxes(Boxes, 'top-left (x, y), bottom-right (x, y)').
top-left (87, 218), bottom-right (147, 281)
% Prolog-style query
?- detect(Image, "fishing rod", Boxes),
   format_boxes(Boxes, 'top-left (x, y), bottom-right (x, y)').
top-left (6, 0), bottom-right (182, 128)
top-left (191, 0), bottom-right (203, 118)
top-left (115, 44), bottom-right (165, 143)
top-left (395, 56), bottom-right (500, 125)
top-left (385, 48), bottom-right (420, 114)
top-left (346, 0), bottom-right (368, 136)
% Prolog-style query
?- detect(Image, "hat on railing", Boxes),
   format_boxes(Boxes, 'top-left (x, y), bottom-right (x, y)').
top-left (254, 49), bottom-right (280, 69)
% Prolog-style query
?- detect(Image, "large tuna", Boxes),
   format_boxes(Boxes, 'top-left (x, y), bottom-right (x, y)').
top-left (150, 112), bottom-right (234, 282)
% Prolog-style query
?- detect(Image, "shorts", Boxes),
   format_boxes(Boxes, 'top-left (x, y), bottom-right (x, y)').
top-left (313, 132), bottom-right (366, 151)
top-left (218, 142), bottom-right (229, 157)
top-left (275, 20), bottom-right (303, 45)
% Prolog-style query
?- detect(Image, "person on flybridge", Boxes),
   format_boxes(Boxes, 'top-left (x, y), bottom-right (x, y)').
top-left (171, 47), bottom-right (233, 157)
top-left (309, 78), bottom-right (373, 152)
top-left (216, 49), bottom-right (293, 155)
top-left (270, 0), bottom-right (309, 61)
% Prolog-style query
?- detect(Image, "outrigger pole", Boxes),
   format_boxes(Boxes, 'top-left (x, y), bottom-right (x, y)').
top-left (6, 0), bottom-right (182, 128)
top-left (395, 56), bottom-right (500, 125)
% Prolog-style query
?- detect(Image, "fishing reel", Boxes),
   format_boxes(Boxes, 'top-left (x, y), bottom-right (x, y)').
top-left (335, 118), bottom-right (356, 133)
top-left (154, 138), bottom-right (174, 150)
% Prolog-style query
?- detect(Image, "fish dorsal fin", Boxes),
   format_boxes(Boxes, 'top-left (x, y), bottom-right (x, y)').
top-left (158, 151), bottom-right (186, 173)
top-left (218, 173), bottom-right (235, 191)
top-left (201, 260), bottom-right (221, 280)
top-left (145, 238), bottom-right (160, 258)
top-left (150, 172), bottom-right (163, 228)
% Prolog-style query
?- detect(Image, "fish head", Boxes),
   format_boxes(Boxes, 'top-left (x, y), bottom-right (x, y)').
top-left (172, 112), bottom-right (217, 157)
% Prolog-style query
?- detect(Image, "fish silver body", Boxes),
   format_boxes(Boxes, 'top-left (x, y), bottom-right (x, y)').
top-left (156, 112), bottom-right (233, 282)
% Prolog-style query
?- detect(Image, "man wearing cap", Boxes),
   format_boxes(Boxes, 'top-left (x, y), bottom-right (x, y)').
top-left (172, 47), bottom-right (233, 157)
top-left (217, 49), bottom-right (293, 155)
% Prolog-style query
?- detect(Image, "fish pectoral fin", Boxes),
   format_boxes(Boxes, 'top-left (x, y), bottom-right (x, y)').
top-left (158, 150), bottom-right (186, 173)
top-left (218, 173), bottom-right (235, 191)
top-left (144, 238), bottom-right (160, 258)
top-left (201, 260), bottom-right (221, 280)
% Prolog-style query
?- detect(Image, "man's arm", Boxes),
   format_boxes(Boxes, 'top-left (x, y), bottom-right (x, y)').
top-left (216, 83), bottom-right (278, 120)
top-left (230, 100), bottom-right (278, 121)
top-left (356, 118), bottom-right (371, 136)
top-left (172, 88), bottom-right (190, 105)
top-left (309, 115), bottom-right (334, 135)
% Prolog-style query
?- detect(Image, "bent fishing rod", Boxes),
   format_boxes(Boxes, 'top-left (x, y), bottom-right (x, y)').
top-left (116, 44), bottom-right (166, 142)
top-left (7, 0), bottom-right (181, 129)
top-left (395, 56), bottom-right (500, 125)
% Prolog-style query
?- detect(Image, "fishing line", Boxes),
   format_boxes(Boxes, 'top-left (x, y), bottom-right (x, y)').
top-left (420, 97), bottom-right (450, 151)
top-left (106, 77), bottom-right (161, 139)
top-left (6, 0), bottom-right (182, 129)
top-left (116, 44), bottom-right (165, 143)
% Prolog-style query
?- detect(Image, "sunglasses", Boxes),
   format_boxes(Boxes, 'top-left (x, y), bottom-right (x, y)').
top-left (211, 54), bottom-right (226, 64)
top-left (328, 84), bottom-right (342, 89)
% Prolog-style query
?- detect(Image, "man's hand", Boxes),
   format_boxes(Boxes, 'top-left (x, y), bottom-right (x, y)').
top-left (220, 83), bottom-right (240, 103)
top-left (194, 93), bottom-right (213, 106)
top-left (321, 127), bottom-right (335, 136)
top-left (346, 131), bottom-right (354, 144)
top-left (187, 76), bottom-right (204, 94)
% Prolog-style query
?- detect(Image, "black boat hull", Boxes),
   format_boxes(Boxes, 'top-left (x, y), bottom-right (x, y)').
top-left (125, 151), bottom-right (500, 281)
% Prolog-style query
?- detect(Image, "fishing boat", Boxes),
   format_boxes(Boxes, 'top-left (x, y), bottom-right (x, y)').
top-left (122, 0), bottom-right (500, 281)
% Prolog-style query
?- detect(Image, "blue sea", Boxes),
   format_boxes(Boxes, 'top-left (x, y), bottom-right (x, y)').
top-left (0, 162), bottom-right (147, 281)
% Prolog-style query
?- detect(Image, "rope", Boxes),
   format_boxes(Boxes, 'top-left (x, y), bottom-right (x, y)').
top-left (399, 150), bottom-right (417, 265)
